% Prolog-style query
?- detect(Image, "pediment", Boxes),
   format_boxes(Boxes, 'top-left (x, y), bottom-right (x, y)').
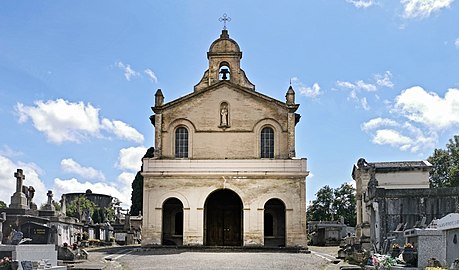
top-left (153, 80), bottom-right (289, 113)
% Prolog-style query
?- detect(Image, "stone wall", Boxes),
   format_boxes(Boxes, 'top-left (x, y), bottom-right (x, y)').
top-left (158, 84), bottom-right (290, 159)
top-left (142, 159), bottom-right (308, 247)
top-left (370, 187), bottom-right (459, 249)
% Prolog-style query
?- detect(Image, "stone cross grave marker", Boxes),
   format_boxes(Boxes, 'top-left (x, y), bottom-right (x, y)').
top-left (14, 169), bottom-right (25, 193)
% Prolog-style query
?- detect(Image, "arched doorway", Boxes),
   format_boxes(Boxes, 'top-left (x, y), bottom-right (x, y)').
top-left (204, 189), bottom-right (242, 246)
top-left (162, 198), bottom-right (183, 245)
top-left (264, 198), bottom-right (286, 247)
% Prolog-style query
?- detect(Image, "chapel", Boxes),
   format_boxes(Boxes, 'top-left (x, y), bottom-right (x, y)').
top-left (141, 27), bottom-right (309, 247)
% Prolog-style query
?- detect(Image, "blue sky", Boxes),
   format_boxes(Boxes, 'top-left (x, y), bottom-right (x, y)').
top-left (1, 1), bottom-right (458, 208)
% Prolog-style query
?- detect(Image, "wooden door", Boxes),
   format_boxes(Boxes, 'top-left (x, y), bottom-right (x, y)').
top-left (223, 208), bottom-right (241, 246)
top-left (205, 189), bottom-right (243, 246)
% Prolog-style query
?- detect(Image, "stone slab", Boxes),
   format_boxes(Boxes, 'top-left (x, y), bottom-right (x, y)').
top-left (0, 244), bottom-right (58, 270)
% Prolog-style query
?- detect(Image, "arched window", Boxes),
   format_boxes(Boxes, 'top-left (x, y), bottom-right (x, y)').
top-left (261, 127), bottom-right (274, 158)
top-left (175, 127), bottom-right (188, 158)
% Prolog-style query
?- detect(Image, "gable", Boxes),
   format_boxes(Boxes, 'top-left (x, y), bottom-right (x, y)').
top-left (159, 82), bottom-right (289, 132)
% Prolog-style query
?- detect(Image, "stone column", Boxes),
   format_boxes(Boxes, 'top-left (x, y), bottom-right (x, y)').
top-left (356, 194), bottom-right (363, 225)
top-left (287, 112), bottom-right (296, 158)
top-left (154, 114), bottom-right (163, 158)
top-left (0, 212), bottom-right (6, 244)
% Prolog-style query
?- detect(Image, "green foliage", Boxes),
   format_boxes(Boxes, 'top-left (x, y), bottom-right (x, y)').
top-left (90, 207), bottom-right (114, 223)
top-left (66, 195), bottom-right (97, 219)
top-left (307, 185), bottom-right (334, 222)
top-left (307, 183), bottom-right (356, 226)
top-left (428, 135), bottom-right (459, 187)
top-left (333, 183), bottom-right (356, 227)
top-left (0, 200), bottom-right (6, 209)
top-left (130, 171), bottom-right (143, 216)
top-left (128, 147), bottom-right (152, 216)
top-left (53, 200), bottom-right (61, 211)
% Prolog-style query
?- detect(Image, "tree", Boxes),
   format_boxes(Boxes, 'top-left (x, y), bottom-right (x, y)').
top-left (307, 183), bottom-right (356, 226)
top-left (130, 147), bottom-right (153, 215)
top-left (0, 200), bottom-right (6, 209)
top-left (66, 195), bottom-right (97, 220)
top-left (428, 135), bottom-right (459, 187)
top-left (307, 185), bottom-right (334, 222)
top-left (333, 183), bottom-right (356, 227)
top-left (130, 171), bottom-right (143, 216)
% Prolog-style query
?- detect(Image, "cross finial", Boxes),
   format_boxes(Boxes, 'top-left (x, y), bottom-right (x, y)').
top-left (219, 13), bottom-right (231, 30)
top-left (14, 168), bottom-right (25, 193)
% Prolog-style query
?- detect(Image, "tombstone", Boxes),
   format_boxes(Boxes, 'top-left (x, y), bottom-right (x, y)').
top-left (0, 244), bottom-right (60, 270)
top-left (60, 195), bottom-right (66, 216)
top-left (21, 260), bottom-right (33, 270)
top-left (0, 212), bottom-right (6, 244)
top-left (11, 230), bottom-right (24, 245)
top-left (124, 214), bottom-right (131, 231)
top-left (39, 190), bottom-right (56, 217)
top-left (437, 213), bottom-right (459, 267)
top-left (20, 222), bottom-right (50, 244)
top-left (44, 191), bottom-right (55, 211)
top-left (9, 169), bottom-right (28, 209)
top-left (22, 186), bottom-right (37, 210)
top-left (404, 228), bottom-right (443, 269)
top-left (81, 209), bottom-right (91, 225)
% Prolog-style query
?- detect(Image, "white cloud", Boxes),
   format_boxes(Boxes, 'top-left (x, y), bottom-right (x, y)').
top-left (291, 77), bottom-right (322, 98)
top-left (144, 69), bottom-right (158, 83)
top-left (337, 71), bottom-right (393, 92)
top-left (299, 83), bottom-right (321, 98)
top-left (347, 0), bottom-right (376, 8)
top-left (0, 155), bottom-right (48, 206)
top-left (53, 177), bottom-right (131, 208)
top-left (101, 119), bottom-right (144, 144)
top-left (117, 146), bottom-right (147, 172)
top-left (16, 99), bottom-right (100, 144)
top-left (118, 172), bottom-right (136, 187)
top-left (401, 0), bottom-right (454, 19)
top-left (361, 117), bottom-right (399, 131)
top-left (372, 129), bottom-right (413, 147)
top-left (375, 71), bottom-right (394, 88)
top-left (116, 62), bottom-right (140, 81)
top-left (455, 38), bottom-right (459, 48)
top-left (337, 80), bottom-right (377, 92)
top-left (0, 145), bottom-right (23, 158)
top-left (361, 97), bottom-right (370, 111)
top-left (393, 86), bottom-right (459, 130)
top-left (337, 71), bottom-right (394, 110)
top-left (16, 99), bottom-right (144, 144)
top-left (361, 86), bottom-right (458, 153)
top-left (60, 158), bottom-right (105, 180)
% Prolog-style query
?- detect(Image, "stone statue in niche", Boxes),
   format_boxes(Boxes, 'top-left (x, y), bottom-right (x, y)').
top-left (220, 103), bottom-right (229, 127)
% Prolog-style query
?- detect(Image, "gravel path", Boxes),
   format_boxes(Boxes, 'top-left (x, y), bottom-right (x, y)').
top-left (84, 246), bottom-right (342, 270)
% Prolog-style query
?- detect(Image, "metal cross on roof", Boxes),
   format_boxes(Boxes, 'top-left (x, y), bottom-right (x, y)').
top-left (219, 13), bottom-right (231, 30)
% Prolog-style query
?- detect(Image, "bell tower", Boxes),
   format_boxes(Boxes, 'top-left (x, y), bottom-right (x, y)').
top-left (194, 27), bottom-right (255, 91)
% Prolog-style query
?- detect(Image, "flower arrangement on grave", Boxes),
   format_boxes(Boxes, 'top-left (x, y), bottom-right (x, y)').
top-left (0, 256), bottom-right (11, 270)
top-left (390, 243), bottom-right (401, 258)
top-left (402, 243), bottom-right (417, 266)
top-left (403, 242), bottom-right (414, 249)
top-left (369, 254), bottom-right (397, 269)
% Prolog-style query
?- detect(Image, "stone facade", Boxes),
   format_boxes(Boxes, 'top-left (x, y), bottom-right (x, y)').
top-left (142, 30), bottom-right (308, 247)
top-left (352, 158), bottom-right (459, 252)
top-left (352, 159), bottom-right (431, 229)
